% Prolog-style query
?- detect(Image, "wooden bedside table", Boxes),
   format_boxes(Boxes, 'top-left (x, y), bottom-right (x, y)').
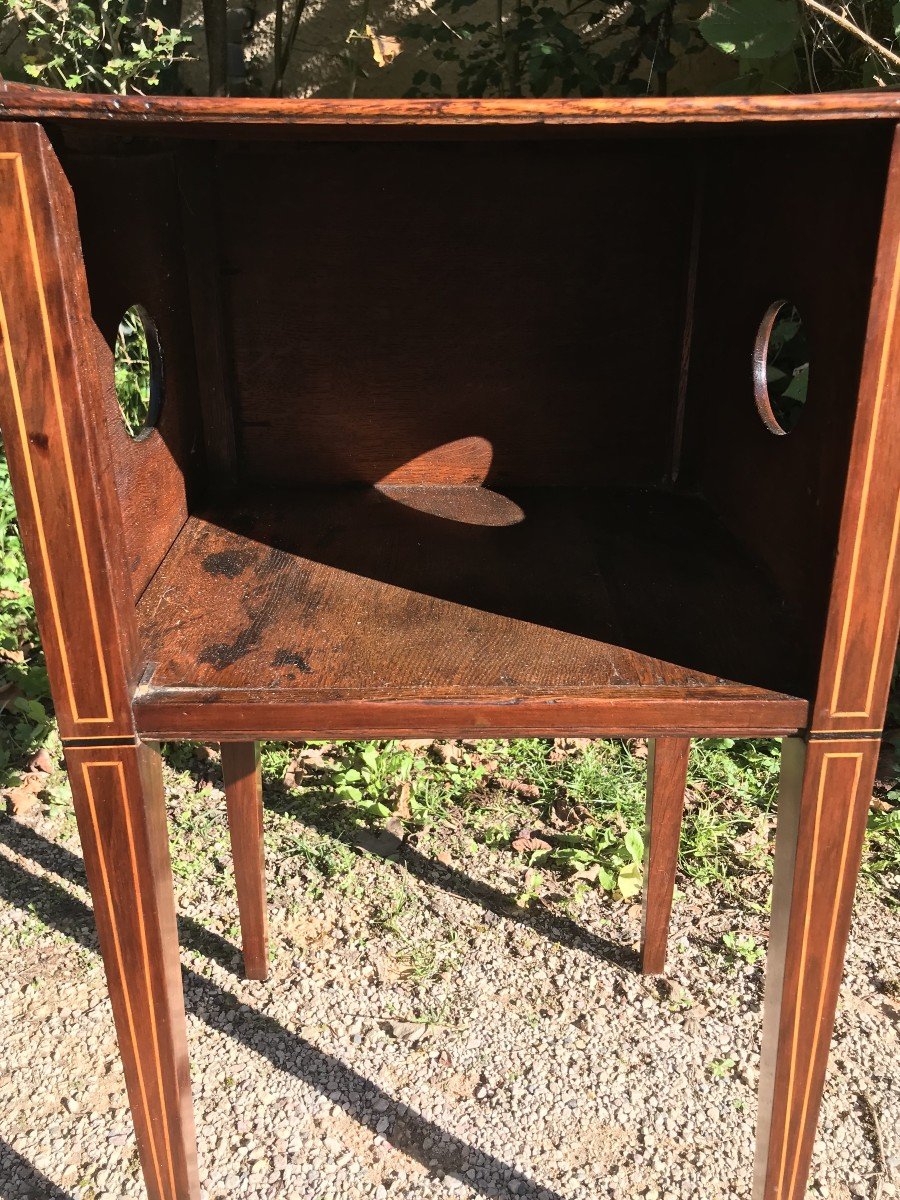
top-left (1, 83), bottom-right (898, 1200)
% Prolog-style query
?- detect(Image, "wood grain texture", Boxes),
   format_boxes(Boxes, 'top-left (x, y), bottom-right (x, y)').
top-left (175, 146), bottom-right (238, 485)
top-left (682, 126), bottom-right (891, 692)
top-left (641, 737), bottom-right (690, 975)
top-left (134, 694), bottom-right (808, 742)
top-left (753, 736), bottom-right (878, 1200)
top-left (0, 123), bottom-right (139, 737)
top-left (221, 741), bottom-right (268, 980)
top-left (65, 741), bottom-right (199, 1200)
top-left (132, 485), bottom-right (808, 739)
top-left (1, 101), bottom-right (894, 1200)
top-left (221, 140), bottom-right (692, 488)
top-left (812, 126), bottom-right (900, 735)
top-left (3, 81), bottom-right (900, 127)
top-left (61, 148), bottom-right (206, 601)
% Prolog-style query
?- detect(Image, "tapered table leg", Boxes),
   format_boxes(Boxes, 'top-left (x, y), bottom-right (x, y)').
top-left (66, 741), bottom-right (199, 1200)
top-left (222, 741), bottom-right (269, 980)
top-left (754, 735), bottom-right (878, 1200)
top-left (641, 737), bottom-right (690, 975)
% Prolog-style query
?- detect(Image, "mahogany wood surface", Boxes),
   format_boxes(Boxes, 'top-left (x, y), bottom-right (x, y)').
top-left (3, 80), bottom-right (900, 127)
top-left (753, 737), bottom-right (880, 1200)
top-left (65, 740), bottom-right (199, 1200)
top-left (221, 741), bottom-right (269, 980)
top-left (174, 147), bottom-right (238, 485)
top-left (134, 695), bottom-right (808, 743)
top-left (641, 738), bottom-right (690, 975)
top-left (0, 122), bottom-right (202, 1196)
top-left (132, 486), bottom-right (809, 739)
top-left (1, 98), bottom-right (898, 1200)
top-left (812, 127), bottom-right (900, 735)
top-left (0, 122), bottom-right (140, 738)
top-left (683, 125), bottom-right (890, 685)
top-left (61, 148), bottom-right (206, 599)
top-left (220, 140), bottom-right (692, 489)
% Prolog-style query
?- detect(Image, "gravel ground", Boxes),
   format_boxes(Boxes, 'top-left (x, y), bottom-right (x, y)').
top-left (1, 749), bottom-right (899, 1200)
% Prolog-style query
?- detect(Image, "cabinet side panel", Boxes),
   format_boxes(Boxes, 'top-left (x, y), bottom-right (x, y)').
top-left (0, 123), bottom-right (139, 736)
top-left (682, 126), bottom-right (891, 696)
top-left (60, 145), bottom-right (206, 600)
top-left (812, 125), bottom-right (900, 734)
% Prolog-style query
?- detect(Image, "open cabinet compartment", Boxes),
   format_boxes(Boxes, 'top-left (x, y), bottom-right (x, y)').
top-left (55, 117), bottom-right (894, 738)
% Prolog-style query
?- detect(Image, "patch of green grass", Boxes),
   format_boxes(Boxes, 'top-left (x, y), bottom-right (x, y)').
top-left (0, 440), bottom-right (56, 783)
top-left (167, 778), bottom-right (231, 883)
top-left (722, 931), bottom-right (765, 967)
top-left (680, 739), bottom-right (781, 891)
top-left (332, 741), bottom-right (415, 820)
top-left (256, 734), bottom-right (899, 906)
top-left (708, 1056), bottom-right (738, 1079)
top-left (474, 739), bottom-right (648, 896)
top-left (864, 799), bottom-right (900, 893)
top-left (283, 830), bottom-right (356, 881)
top-left (371, 873), bottom-right (461, 982)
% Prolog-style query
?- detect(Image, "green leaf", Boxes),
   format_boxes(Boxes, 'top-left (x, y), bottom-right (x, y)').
top-left (698, 0), bottom-right (800, 60)
top-left (782, 368), bottom-right (809, 404)
top-left (624, 827), bottom-right (644, 864)
top-left (597, 866), bottom-right (617, 892)
top-left (893, 0), bottom-right (900, 36)
top-left (616, 861), bottom-right (643, 899)
top-left (14, 697), bottom-right (47, 723)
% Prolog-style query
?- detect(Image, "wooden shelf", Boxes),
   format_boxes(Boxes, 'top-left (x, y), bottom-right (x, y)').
top-left (134, 485), bottom-right (809, 739)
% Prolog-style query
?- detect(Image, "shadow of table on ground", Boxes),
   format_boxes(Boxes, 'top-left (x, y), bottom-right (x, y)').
top-left (0, 818), bottom-right (567, 1200)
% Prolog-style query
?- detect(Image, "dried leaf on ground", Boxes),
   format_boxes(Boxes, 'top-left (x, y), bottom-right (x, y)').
top-left (284, 744), bottom-right (332, 788)
top-left (553, 737), bottom-right (592, 752)
top-left (395, 780), bottom-right (412, 820)
top-left (499, 779), bottom-right (541, 800)
top-left (28, 747), bottom-right (54, 774)
top-left (353, 817), bottom-right (406, 859)
top-left (283, 759), bottom-right (304, 789)
top-left (379, 1019), bottom-right (427, 1044)
top-left (4, 773), bottom-right (44, 817)
top-left (432, 742), bottom-right (464, 764)
top-left (571, 863), bottom-right (601, 884)
top-left (549, 796), bottom-right (592, 828)
top-left (511, 828), bottom-right (552, 854)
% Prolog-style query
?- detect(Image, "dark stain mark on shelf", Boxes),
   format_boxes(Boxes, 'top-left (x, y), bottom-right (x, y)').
top-left (202, 549), bottom-right (253, 578)
top-left (272, 649), bottom-right (312, 673)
